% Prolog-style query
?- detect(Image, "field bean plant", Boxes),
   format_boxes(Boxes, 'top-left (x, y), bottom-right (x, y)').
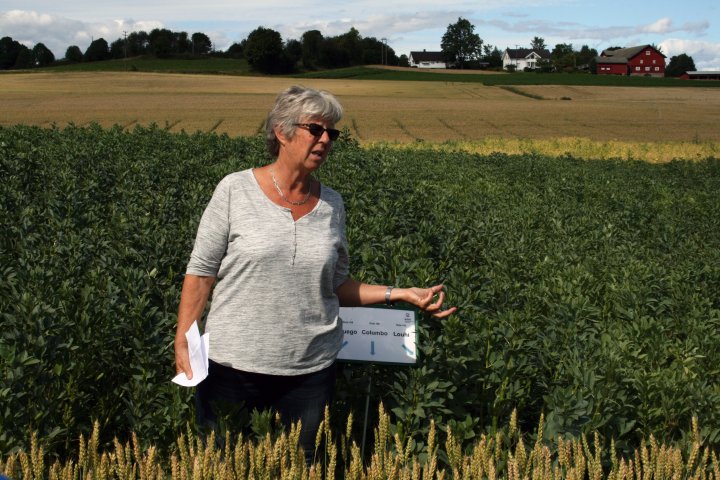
top-left (1, 124), bottom-right (719, 469)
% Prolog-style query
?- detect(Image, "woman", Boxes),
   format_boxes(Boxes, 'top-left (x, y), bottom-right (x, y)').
top-left (174, 85), bottom-right (455, 461)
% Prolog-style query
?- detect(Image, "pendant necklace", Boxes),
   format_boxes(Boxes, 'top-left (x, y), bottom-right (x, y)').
top-left (270, 169), bottom-right (311, 206)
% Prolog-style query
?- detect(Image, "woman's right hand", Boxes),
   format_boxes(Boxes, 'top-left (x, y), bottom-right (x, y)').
top-left (174, 275), bottom-right (216, 381)
top-left (175, 336), bottom-right (193, 380)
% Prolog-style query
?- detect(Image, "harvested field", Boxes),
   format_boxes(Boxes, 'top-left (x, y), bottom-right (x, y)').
top-left (1, 72), bottom-right (718, 147)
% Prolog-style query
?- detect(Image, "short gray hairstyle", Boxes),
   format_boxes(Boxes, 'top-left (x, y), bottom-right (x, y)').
top-left (264, 85), bottom-right (344, 157)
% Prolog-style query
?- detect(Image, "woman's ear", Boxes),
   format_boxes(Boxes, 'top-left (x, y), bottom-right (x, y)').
top-left (274, 126), bottom-right (288, 147)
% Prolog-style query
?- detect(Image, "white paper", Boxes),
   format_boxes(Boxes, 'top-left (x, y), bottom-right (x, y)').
top-left (172, 320), bottom-right (210, 387)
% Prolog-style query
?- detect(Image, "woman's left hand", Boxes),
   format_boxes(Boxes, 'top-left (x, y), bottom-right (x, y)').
top-left (395, 284), bottom-right (457, 318)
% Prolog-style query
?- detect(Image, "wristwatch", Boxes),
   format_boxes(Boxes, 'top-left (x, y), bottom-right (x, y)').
top-left (385, 286), bottom-right (394, 307)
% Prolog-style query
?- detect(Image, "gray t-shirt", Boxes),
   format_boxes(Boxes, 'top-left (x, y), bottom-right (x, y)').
top-left (186, 169), bottom-right (349, 375)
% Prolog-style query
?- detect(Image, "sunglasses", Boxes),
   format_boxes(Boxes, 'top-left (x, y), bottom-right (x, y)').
top-left (294, 123), bottom-right (341, 141)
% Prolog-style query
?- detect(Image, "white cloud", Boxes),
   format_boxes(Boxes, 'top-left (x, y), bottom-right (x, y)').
top-left (479, 16), bottom-right (710, 43)
top-left (659, 38), bottom-right (720, 70)
top-left (0, 10), bottom-right (162, 58)
top-left (642, 18), bottom-right (672, 34)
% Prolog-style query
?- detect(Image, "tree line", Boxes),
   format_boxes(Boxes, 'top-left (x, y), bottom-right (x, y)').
top-left (0, 19), bottom-right (699, 76)
top-left (0, 25), bottom-right (400, 74)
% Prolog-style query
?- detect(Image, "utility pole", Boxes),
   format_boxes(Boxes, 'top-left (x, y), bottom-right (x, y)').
top-left (123, 31), bottom-right (128, 58)
top-left (381, 37), bottom-right (388, 65)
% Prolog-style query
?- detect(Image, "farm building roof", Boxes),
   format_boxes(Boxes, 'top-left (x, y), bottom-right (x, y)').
top-left (682, 71), bottom-right (720, 80)
top-left (409, 51), bottom-right (445, 62)
top-left (504, 48), bottom-right (550, 59)
top-left (600, 45), bottom-right (666, 59)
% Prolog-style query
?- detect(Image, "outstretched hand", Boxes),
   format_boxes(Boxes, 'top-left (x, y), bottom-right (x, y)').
top-left (398, 284), bottom-right (457, 318)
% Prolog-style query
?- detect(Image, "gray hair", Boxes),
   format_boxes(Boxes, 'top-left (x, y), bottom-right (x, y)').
top-left (264, 85), bottom-right (344, 157)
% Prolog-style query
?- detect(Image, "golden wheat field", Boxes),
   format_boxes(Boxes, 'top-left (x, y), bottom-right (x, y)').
top-left (1, 72), bottom-right (719, 161)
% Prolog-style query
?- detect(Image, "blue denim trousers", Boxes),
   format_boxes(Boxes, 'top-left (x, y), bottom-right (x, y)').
top-left (196, 360), bottom-right (336, 463)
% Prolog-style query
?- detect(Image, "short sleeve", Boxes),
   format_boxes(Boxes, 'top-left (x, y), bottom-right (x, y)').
top-left (186, 177), bottom-right (231, 277)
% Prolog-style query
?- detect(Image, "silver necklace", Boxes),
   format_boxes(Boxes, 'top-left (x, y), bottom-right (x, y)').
top-left (270, 169), bottom-right (312, 206)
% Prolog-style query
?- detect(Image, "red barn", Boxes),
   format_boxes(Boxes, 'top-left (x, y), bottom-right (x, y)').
top-left (595, 45), bottom-right (666, 77)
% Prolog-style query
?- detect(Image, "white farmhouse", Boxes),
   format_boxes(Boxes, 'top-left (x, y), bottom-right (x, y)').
top-left (409, 50), bottom-right (447, 69)
top-left (502, 48), bottom-right (551, 71)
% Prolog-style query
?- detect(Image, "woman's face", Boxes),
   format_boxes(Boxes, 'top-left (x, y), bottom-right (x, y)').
top-left (277, 117), bottom-right (336, 172)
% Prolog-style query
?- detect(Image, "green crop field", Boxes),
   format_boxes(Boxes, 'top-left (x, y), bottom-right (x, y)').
top-left (1, 125), bottom-right (719, 476)
top-left (2, 65), bottom-right (720, 477)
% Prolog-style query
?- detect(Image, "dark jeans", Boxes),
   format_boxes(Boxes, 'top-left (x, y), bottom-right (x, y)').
top-left (196, 360), bottom-right (336, 464)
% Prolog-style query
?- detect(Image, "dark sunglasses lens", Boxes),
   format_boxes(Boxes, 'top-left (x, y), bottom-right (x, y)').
top-left (307, 124), bottom-right (324, 136)
top-left (306, 123), bottom-right (340, 140)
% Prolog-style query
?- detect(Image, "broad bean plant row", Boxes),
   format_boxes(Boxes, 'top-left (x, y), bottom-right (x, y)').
top-left (1, 124), bottom-right (719, 458)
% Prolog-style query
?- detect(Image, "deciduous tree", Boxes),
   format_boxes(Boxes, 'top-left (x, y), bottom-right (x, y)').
top-left (551, 43), bottom-right (575, 71)
top-left (32, 43), bottom-right (55, 66)
top-left (441, 17), bottom-right (483, 69)
top-left (301, 30), bottom-right (323, 69)
top-left (665, 53), bottom-right (696, 77)
top-left (191, 32), bottom-right (212, 55)
top-left (483, 44), bottom-right (503, 68)
top-left (1, 36), bottom-right (26, 69)
top-left (244, 27), bottom-right (286, 73)
top-left (531, 36), bottom-right (546, 51)
top-left (577, 45), bottom-right (598, 69)
top-left (226, 42), bottom-right (244, 59)
top-left (84, 38), bottom-right (111, 62)
top-left (65, 45), bottom-right (83, 63)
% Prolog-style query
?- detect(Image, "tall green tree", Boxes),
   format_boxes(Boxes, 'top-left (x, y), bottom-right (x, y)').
top-left (1, 36), bottom-right (26, 69)
top-left (126, 31), bottom-right (149, 56)
top-left (361, 36), bottom-right (396, 65)
top-left (301, 30), bottom-right (323, 69)
top-left (13, 46), bottom-right (33, 69)
top-left (531, 36), bottom-right (547, 51)
top-left (483, 44), bottom-right (503, 68)
top-left (225, 42), bottom-right (244, 59)
top-left (244, 27), bottom-right (288, 73)
top-left (284, 39), bottom-right (302, 67)
top-left (577, 45), bottom-right (598, 68)
top-left (32, 43), bottom-right (55, 66)
top-left (441, 17), bottom-right (483, 69)
top-left (551, 43), bottom-right (575, 71)
top-left (65, 45), bottom-right (83, 63)
top-left (84, 38), bottom-right (111, 62)
top-left (174, 31), bottom-right (192, 55)
top-left (148, 28), bottom-right (174, 57)
top-left (191, 32), bottom-right (212, 55)
top-left (665, 53), bottom-right (696, 77)
top-left (337, 27), bottom-right (363, 65)
top-left (110, 38), bottom-right (126, 59)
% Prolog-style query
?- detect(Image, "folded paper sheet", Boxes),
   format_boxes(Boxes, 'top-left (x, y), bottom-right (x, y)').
top-left (171, 320), bottom-right (209, 387)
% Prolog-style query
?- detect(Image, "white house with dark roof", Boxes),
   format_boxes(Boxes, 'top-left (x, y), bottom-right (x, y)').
top-left (502, 48), bottom-right (551, 71)
top-left (409, 50), bottom-right (447, 69)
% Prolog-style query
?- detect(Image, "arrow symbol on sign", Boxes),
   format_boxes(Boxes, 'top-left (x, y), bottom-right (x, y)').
top-left (370, 341), bottom-right (375, 355)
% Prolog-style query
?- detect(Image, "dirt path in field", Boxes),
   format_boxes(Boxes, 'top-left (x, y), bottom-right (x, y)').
top-left (1, 72), bottom-right (718, 144)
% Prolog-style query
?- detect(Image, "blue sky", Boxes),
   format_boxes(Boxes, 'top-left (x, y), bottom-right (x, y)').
top-left (1, 0), bottom-right (719, 69)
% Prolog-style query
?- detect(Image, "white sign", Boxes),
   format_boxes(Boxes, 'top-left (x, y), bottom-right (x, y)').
top-left (337, 307), bottom-right (417, 364)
